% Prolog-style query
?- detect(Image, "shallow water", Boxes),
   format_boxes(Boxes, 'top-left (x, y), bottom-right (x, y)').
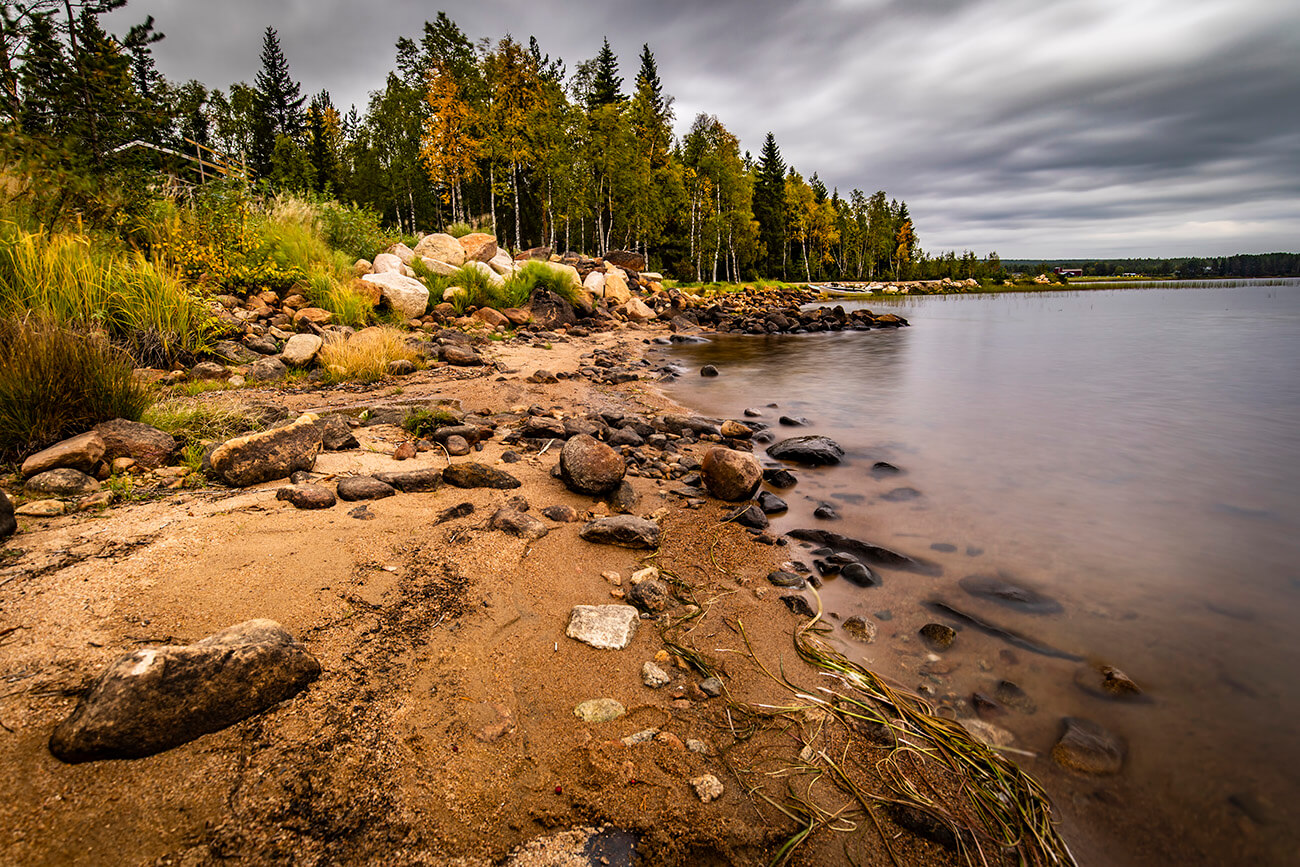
top-left (660, 282), bottom-right (1300, 866)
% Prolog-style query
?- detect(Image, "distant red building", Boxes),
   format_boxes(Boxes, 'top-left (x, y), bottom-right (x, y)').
top-left (1054, 267), bottom-right (1083, 277)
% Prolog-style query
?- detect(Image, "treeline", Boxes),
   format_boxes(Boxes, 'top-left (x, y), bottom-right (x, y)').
top-left (1004, 253), bottom-right (1300, 279)
top-left (0, 3), bottom-right (931, 282)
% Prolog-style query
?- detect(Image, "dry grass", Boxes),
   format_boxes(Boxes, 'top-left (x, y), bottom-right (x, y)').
top-left (316, 326), bottom-right (422, 383)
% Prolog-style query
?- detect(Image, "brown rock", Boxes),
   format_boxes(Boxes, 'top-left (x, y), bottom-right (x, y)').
top-left (413, 232), bottom-right (466, 267)
top-left (472, 307), bottom-right (509, 329)
top-left (559, 434), bottom-right (626, 495)
top-left (293, 307), bottom-right (333, 327)
top-left (26, 468), bottom-right (101, 497)
top-left (393, 441), bottom-right (417, 461)
top-left (275, 484), bottom-right (337, 510)
top-left (1051, 717), bottom-right (1125, 775)
top-left (0, 490), bottom-right (16, 540)
top-left (700, 447), bottom-right (762, 501)
top-left (93, 419), bottom-right (177, 470)
top-left (459, 233), bottom-right (498, 263)
top-left (604, 250), bottom-right (646, 272)
top-left (208, 414), bottom-right (322, 487)
top-left (21, 431), bottom-right (106, 478)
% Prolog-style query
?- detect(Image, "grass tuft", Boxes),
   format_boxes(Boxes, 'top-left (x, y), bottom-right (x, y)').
top-left (316, 326), bottom-right (422, 384)
top-left (141, 393), bottom-right (268, 447)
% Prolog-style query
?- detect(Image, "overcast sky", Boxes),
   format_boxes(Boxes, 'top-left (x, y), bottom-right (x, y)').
top-left (105, 0), bottom-right (1299, 259)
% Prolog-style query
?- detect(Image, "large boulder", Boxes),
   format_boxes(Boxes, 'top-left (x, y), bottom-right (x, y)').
top-left (459, 233), bottom-right (498, 263)
top-left (527, 289), bottom-right (577, 330)
top-left (0, 490), bottom-right (16, 540)
top-left (361, 272), bottom-right (430, 319)
top-left (604, 250), bottom-right (646, 272)
top-left (94, 419), bottom-right (177, 470)
top-left (559, 434), bottom-right (626, 495)
top-left (602, 268), bottom-right (632, 305)
top-left (387, 242), bottom-right (417, 266)
top-left (281, 333), bottom-right (324, 367)
top-left (420, 257), bottom-right (458, 277)
top-left (582, 270), bottom-right (605, 295)
top-left (620, 298), bottom-right (655, 323)
top-left (464, 259), bottom-right (505, 288)
top-left (26, 468), bottom-right (100, 497)
top-left (579, 515), bottom-right (660, 549)
top-left (700, 447), bottom-right (763, 501)
top-left (48, 620), bottom-right (320, 763)
top-left (544, 261), bottom-right (583, 288)
top-left (766, 436), bottom-right (846, 466)
top-left (488, 250), bottom-right (516, 276)
top-left (371, 252), bottom-right (404, 274)
top-left (21, 431), bottom-right (105, 478)
top-left (414, 233), bottom-right (466, 267)
top-left (208, 414), bottom-right (323, 487)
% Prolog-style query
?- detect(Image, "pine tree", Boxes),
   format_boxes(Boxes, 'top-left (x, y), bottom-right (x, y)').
top-left (16, 12), bottom-right (69, 136)
top-left (306, 90), bottom-right (341, 192)
top-left (588, 37), bottom-right (622, 108)
top-left (252, 26), bottom-right (304, 174)
top-left (752, 132), bottom-right (786, 277)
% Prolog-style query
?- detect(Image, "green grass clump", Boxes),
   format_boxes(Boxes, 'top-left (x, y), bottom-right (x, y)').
top-left (505, 260), bottom-right (582, 307)
top-left (444, 221), bottom-right (473, 239)
top-left (0, 317), bottom-right (153, 460)
top-left (401, 408), bottom-right (461, 438)
top-left (141, 393), bottom-right (268, 447)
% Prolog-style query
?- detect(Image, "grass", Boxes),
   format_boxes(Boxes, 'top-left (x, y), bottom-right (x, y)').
top-left (401, 408), bottom-right (460, 438)
top-left (0, 221), bottom-right (218, 365)
top-left (141, 392), bottom-right (268, 447)
top-left (0, 317), bottom-right (153, 461)
top-left (444, 221), bottom-right (473, 239)
top-left (421, 259), bottom-right (583, 315)
top-left (316, 326), bottom-right (422, 384)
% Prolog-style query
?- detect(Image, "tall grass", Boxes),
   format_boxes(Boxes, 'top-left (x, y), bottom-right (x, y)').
top-left (0, 222), bottom-right (217, 364)
top-left (0, 317), bottom-right (153, 460)
top-left (316, 327), bottom-right (421, 384)
top-left (425, 260), bottom-right (581, 315)
top-left (142, 392), bottom-right (268, 446)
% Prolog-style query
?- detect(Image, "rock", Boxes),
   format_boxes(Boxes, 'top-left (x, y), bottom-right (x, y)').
top-left (1051, 717), bottom-right (1125, 775)
top-left (782, 595), bottom-right (815, 617)
top-left (699, 677), bottom-right (724, 698)
top-left (1074, 663), bottom-right (1144, 699)
top-left (0, 490), bottom-right (14, 539)
top-left (444, 434), bottom-right (470, 456)
top-left (579, 516), bottom-right (660, 549)
top-left (602, 268), bottom-right (632, 304)
top-left (786, 529), bottom-right (940, 575)
top-left (442, 463), bottom-right (521, 489)
top-left (699, 447), bottom-right (762, 501)
top-left (21, 431), bottom-right (106, 478)
top-left (361, 272), bottom-right (430, 319)
top-left (559, 434), bottom-right (626, 495)
top-left (700, 365), bottom-right (719, 377)
top-left (48, 620), bottom-right (320, 763)
top-left (372, 252), bottom-right (404, 273)
top-left (392, 441), bottom-right (417, 460)
top-left (191, 361), bottom-right (227, 380)
top-left (839, 562), bottom-right (880, 587)
top-left (315, 416), bottom-right (359, 452)
top-left (464, 259), bottom-right (504, 287)
top-left (93, 419), bottom-right (177, 470)
top-left (690, 774), bottom-right (724, 803)
top-left (719, 420), bottom-right (752, 439)
top-left (582, 270), bottom-right (605, 295)
top-left (566, 605), bottom-right (640, 650)
top-left (604, 249), bottom-right (646, 272)
top-left (767, 436), bottom-right (845, 466)
top-left (281, 333), bottom-right (324, 367)
top-left (26, 468), bottom-right (100, 497)
top-left (920, 623), bottom-right (957, 650)
top-left (473, 306), bottom-right (509, 329)
top-left (541, 504), bottom-right (578, 522)
top-left (626, 574), bottom-right (670, 613)
top-left (459, 232), bottom-right (498, 262)
top-left (420, 257), bottom-right (458, 277)
top-left (724, 504), bottom-right (768, 530)
top-left (813, 503), bottom-right (840, 520)
top-left (16, 499), bottom-right (65, 517)
top-left (490, 507), bottom-right (549, 540)
top-left (413, 232), bottom-right (466, 266)
top-left (336, 476), bottom-right (397, 501)
top-left (247, 357), bottom-right (288, 382)
top-left (880, 486), bottom-right (922, 502)
top-left (293, 307), bottom-right (333, 328)
top-left (373, 469), bottom-right (443, 493)
top-left (574, 698), bottom-right (625, 723)
top-left (843, 616), bottom-right (876, 642)
top-left (620, 298), bottom-right (655, 323)
top-left (872, 461), bottom-right (901, 475)
top-left (275, 484), bottom-right (337, 510)
top-left (767, 570), bottom-right (805, 589)
top-left (778, 416), bottom-right (811, 426)
top-left (488, 250), bottom-right (516, 275)
top-left (959, 574), bottom-right (1062, 615)
top-left (527, 288), bottom-right (578, 330)
top-left (440, 344), bottom-right (483, 366)
top-left (993, 680), bottom-right (1037, 714)
top-left (641, 662), bottom-right (671, 688)
top-left (762, 468), bottom-right (797, 488)
top-left (208, 414), bottom-right (322, 487)
top-left (756, 491), bottom-right (788, 514)
top-left (960, 718), bottom-right (1016, 749)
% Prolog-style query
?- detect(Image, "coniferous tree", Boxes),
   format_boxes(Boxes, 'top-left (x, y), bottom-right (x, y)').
top-left (251, 26), bottom-right (303, 175)
top-left (587, 37), bottom-right (622, 108)
top-left (752, 132), bottom-right (786, 276)
top-left (16, 12), bottom-right (67, 136)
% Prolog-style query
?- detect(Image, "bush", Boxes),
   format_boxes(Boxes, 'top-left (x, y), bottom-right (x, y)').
top-left (316, 327), bottom-right (422, 384)
top-left (318, 202), bottom-right (394, 262)
top-left (0, 317), bottom-right (152, 461)
top-left (505, 260), bottom-right (582, 307)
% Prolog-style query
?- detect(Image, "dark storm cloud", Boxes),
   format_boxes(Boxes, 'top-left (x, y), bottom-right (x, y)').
top-left (106, 0), bottom-right (1299, 257)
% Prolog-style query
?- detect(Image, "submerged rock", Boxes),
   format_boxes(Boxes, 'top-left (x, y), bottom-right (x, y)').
top-left (843, 616), bottom-right (877, 643)
top-left (787, 528), bottom-right (941, 576)
top-left (49, 620), bottom-right (320, 762)
top-left (1051, 717), bottom-right (1125, 775)
top-left (767, 436), bottom-right (844, 466)
top-left (920, 622), bottom-right (957, 650)
top-left (574, 698), bottom-right (626, 723)
top-left (959, 573), bottom-right (1062, 614)
top-left (1074, 662), bottom-right (1144, 699)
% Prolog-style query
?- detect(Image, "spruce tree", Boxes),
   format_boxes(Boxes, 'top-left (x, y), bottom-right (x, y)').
top-left (588, 37), bottom-right (622, 108)
top-left (252, 26), bottom-right (304, 176)
top-left (753, 132), bottom-right (787, 277)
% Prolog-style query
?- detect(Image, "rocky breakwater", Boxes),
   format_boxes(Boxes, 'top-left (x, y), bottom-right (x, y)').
top-left (673, 286), bottom-right (909, 335)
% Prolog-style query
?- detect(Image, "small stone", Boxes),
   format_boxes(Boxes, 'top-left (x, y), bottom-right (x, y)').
top-left (393, 441), bottom-right (417, 461)
top-left (16, 499), bottom-right (66, 517)
top-left (723, 503), bottom-right (768, 530)
top-left (1074, 663), bottom-right (1144, 699)
top-left (766, 570), bottom-right (805, 588)
top-left (1052, 717), bottom-right (1125, 775)
top-left (336, 476), bottom-right (397, 501)
top-left (579, 515), bottom-right (660, 549)
top-left (762, 468), bottom-right (797, 488)
top-left (574, 698), bottom-right (625, 723)
top-left (275, 484), bottom-right (337, 510)
top-left (782, 595), bottom-right (815, 617)
top-left (622, 728), bottom-right (659, 746)
top-left (348, 504), bottom-right (374, 520)
top-left (993, 680), bottom-right (1037, 714)
top-left (690, 774), bottom-right (724, 803)
top-left (698, 677), bottom-right (724, 698)
top-left (843, 616), bottom-right (877, 643)
top-left (489, 507), bottom-right (549, 540)
top-left (720, 420), bottom-right (752, 439)
top-left (839, 562), bottom-right (880, 587)
top-left (756, 491), bottom-right (788, 514)
top-left (700, 365), bottom-right (719, 377)
top-left (641, 662), bottom-right (671, 688)
top-left (881, 486), bottom-right (922, 502)
top-left (686, 739), bottom-right (709, 754)
top-left (435, 502), bottom-right (474, 523)
top-left (960, 718), bottom-right (1016, 749)
top-left (444, 434), bottom-right (470, 456)
top-left (813, 503), bottom-right (840, 520)
top-left (920, 623), bottom-right (956, 650)
top-left (566, 605), bottom-right (640, 650)
top-left (26, 468), bottom-right (100, 497)
top-left (387, 358), bottom-right (416, 376)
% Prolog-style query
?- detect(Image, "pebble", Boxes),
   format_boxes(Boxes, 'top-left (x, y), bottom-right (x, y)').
top-left (843, 616), bottom-right (877, 643)
top-left (920, 623), bottom-right (956, 650)
top-left (392, 441), bottom-right (417, 460)
top-left (698, 677), bottom-right (724, 697)
top-left (574, 698), bottom-right (625, 723)
top-left (641, 662), bottom-right (671, 688)
top-left (566, 605), bottom-right (639, 650)
top-left (690, 774), bottom-right (724, 803)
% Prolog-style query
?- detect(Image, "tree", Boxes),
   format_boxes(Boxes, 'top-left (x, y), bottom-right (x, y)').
top-left (305, 89), bottom-right (341, 192)
top-left (752, 132), bottom-right (786, 276)
top-left (420, 56), bottom-right (480, 222)
top-left (587, 37), bottom-right (622, 108)
top-left (252, 26), bottom-right (303, 175)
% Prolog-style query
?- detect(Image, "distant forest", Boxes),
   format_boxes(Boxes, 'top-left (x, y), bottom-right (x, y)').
top-left (0, 2), bottom-right (946, 283)
top-left (1003, 253), bottom-right (1300, 279)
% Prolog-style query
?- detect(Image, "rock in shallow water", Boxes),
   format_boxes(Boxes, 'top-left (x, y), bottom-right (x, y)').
top-left (959, 573), bottom-right (1062, 615)
top-left (920, 622), bottom-right (957, 650)
top-left (1051, 717), bottom-right (1125, 775)
top-left (49, 620), bottom-right (320, 763)
top-left (766, 436), bottom-right (844, 466)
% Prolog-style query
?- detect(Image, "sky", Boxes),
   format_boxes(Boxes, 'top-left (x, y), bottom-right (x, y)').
top-left (104, 0), bottom-right (1300, 259)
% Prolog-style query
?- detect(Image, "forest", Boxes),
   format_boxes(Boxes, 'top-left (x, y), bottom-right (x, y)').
top-left (0, 2), bottom-right (940, 282)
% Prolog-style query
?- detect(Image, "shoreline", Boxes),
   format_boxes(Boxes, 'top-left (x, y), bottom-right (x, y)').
top-left (0, 316), bottom-right (1072, 866)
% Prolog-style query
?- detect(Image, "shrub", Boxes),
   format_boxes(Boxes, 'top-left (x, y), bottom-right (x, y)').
top-left (504, 260), bottom-right (581, 307)
top-left (0, 317), bottom-right (153, 460)
top-left (318, 201), bottom-right (393, 261)
top-left (316, 327), bottom-right (422, 384)
top-left (402, 408), bottom-right (460, 438)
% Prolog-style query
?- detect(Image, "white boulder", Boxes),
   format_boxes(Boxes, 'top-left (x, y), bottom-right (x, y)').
top-left (360, 272), bottom-right (430, 319)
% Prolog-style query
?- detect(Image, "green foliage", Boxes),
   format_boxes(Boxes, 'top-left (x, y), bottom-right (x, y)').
top-left (0, 317), bottom-right (153, 461)
top-left (445, 221), bottom-right (473, 238)
top-left (505, 260), bottom-right (581, 306)
top-left (141, 394), bottom-right (267, 447)
top-left (401, 407), bottom-right (460, 438)
top-left (318, 201), bottom-right (394, 260)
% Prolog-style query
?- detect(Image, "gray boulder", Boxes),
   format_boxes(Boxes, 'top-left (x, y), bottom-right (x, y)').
top-left (559, 434), bottom-right (625, 495)
top-left (49, 619), bottom-right (320, 763)
top-left (21, 431), bottom-right (106, 478)
top-left (336, 476), bottom-right (397, 501)
top-left (208, 414), bottom-right (322, 487)
top-left (26, 468), bottom-right (100, 497)
top-left (94, 419), bottom-right (177, 470)
top-left (700, 447), bottom-right (762, 501)
top-left (766, 436), bottom-right (845, 466)
top-left (579, 515), bottom-right (660, 549)
top-left (281, 333), bottom-right (324, 367)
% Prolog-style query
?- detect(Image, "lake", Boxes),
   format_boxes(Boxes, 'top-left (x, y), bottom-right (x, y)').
top-left (659, 281), bottom-right (1300, 866)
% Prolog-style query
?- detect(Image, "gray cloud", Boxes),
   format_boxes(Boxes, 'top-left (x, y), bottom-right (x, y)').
top-left (106, 0), bottom-right (1300, 257)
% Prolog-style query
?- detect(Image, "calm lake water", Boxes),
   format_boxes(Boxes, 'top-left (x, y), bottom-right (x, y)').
top-left (660, 282), bottom-right (1300, 866)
